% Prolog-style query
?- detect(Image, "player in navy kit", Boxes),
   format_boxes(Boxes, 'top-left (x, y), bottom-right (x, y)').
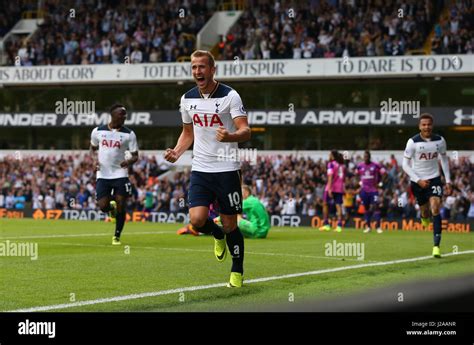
top-left (164, 50), bottom-right (251, 287)
top-left (402, 113), bottom-right (452, 258)
top-left (90, 104), bottom-right (139, 245)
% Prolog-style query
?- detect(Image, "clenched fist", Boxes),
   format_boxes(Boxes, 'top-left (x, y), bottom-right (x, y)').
top-left (216, 126), bottom-right (230, 142)
top-left (164, 148), bottom-right (179, 163)
top-left (445, 183), bottom-right (452, 196)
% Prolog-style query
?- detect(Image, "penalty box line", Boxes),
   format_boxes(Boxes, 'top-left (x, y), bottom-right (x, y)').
top-left (7, 250), bottom-right (474, 313)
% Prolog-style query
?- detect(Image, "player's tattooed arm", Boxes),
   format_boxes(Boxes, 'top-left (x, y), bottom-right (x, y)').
top-left (439, 153), bottom-right (452, 194)
top-left (403, 139), bottom-right (428, 188)
top-left (402, 157), bottom-right (428, 188)
top-left (89, 144), bottom-right (100, 171)
top-left (216, 117), bottom-right (251, 142)
top-left (164, 123), bottom-right (194, 163)
top-left (90, 127), bottom-right (100, 171)
top-left (90, 144), bottom-right (99, 171)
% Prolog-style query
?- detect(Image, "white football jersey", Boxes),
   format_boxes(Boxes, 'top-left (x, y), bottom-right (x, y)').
top-left (403, 133), bottom-right (447, 182)
top-left (90, 125), bottom-right (138, 179)
top-left (180, 82), bottom-right (247, 172)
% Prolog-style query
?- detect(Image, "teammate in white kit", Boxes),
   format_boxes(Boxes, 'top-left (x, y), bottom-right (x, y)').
top-left (90, 104), bottom-right (139, 245)
top-left (164, 50), bottom-right (251, 288)
top-left (402, 113), bottom-right (452, 258)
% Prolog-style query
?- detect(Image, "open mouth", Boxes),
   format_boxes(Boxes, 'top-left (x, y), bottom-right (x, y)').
top-left (195, 76), bottom-right (205, 83)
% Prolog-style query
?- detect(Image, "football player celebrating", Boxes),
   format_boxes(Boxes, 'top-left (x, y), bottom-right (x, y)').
top-left (402, 113), bottom-right (451, 258)
top-left (164, 50), bottom-right (250, 287)
top-left (90, 104), bottom-right (139, 245)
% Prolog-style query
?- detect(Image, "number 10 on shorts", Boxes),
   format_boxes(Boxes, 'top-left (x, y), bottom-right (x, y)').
top-left (228, 192), bottom-right (241, 209)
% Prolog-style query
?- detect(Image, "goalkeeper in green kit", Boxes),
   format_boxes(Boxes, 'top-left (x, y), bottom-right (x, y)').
top-left (215, 185), bottom-right (271, 239)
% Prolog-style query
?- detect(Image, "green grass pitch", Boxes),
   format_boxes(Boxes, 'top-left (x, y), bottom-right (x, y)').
top-left (1, 218), bottom-right (473, 312)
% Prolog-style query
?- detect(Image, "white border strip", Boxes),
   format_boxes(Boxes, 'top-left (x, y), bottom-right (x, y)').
top-left (7, 250), bottom-right (474, 312)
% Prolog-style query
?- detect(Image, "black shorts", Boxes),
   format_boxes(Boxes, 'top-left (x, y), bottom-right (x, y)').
top-left (96, 177), bottom-right (132, 200)
top-left (410, 176), bottom-right (443, 206)
top-left (188, 170), bottom-right (242, 215)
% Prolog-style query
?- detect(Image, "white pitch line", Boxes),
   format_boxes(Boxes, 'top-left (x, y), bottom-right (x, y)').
top-left (245, 250), bottom-right (380, 263)
top-left (7, 250), bottom-right (474, 313)
top-left (158, 247), bottom-right (380, 263)
top-left (0, 231), bottom-right (173, 240)
top-left (37, 242), bottom-right (158, 250)
top-left (8, 283), bottom-right (227, 313)
top-left (29, 241), bottom-right (379, 263)
top-left (244, 250), bottom-right (474, 284)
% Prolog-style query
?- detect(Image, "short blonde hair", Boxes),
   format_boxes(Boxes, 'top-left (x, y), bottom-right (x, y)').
top-left (191, 50), bottom-right (216, 68)
top-left (242, 184), bottom-right (252, 195)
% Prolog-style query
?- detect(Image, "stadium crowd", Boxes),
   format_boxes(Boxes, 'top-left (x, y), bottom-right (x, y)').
top-left (5, 0), bottom-right (210, 66)
top-left (4, 0), bottom-right (473, 66)
top-left (1, 153), bottom-right (473, 221)
top-left (0, 2), bottom-right (23, 37)
top-left (220, 0), bottom-right (438, 60)
top-left (430, 0), bottom-right (473, 55)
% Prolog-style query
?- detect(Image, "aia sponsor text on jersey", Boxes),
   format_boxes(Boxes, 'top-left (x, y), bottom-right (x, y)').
top-left (101, 139), bottom-right (121, 148)
top-left (192, 113), bottom-right (224, 127)
top-left (419, 152), bottom-right (438, 160)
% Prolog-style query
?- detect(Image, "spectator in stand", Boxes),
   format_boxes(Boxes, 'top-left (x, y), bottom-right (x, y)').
top-left (5, 191), bottom-right (15, 209)
top-left (14, 191), bottom-right (26, 209)
top-left (467, 192), bottom-right (474, 218)
top-left (44, 190), bottom-right (55, 210)
top-left (343, 185), bottom-right (356, 221)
